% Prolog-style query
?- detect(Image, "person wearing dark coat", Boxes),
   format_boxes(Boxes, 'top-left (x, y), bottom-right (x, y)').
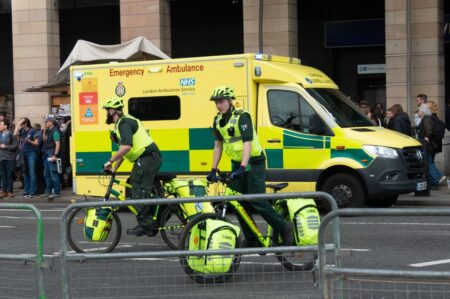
top-left (417, 101), bottom-right (446, 188)
top-left (389, 104), bottom-right (412, 136)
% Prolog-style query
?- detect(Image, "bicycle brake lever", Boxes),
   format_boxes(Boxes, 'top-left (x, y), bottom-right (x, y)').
top-left (102, 167), bottom-right (113, 175)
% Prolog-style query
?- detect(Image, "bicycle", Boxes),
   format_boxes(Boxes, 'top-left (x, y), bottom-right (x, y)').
top-left (67, 170), bottom-right (213, 253)
top-left (178, 173), bottom-right (318, 283)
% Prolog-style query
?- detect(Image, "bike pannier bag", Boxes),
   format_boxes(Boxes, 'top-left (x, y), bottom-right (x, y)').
top-left (286, 199), bottom-right (320, 246)
top-left (166, 179), bottom-right (214, 217)
top-left (84, 207), bottom-right (113, 242)
top-left (188, 219), bottom-right (240, 274)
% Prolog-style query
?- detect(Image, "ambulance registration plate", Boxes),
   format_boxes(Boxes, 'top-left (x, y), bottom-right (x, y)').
top-left (416, 181), bottom-right (427, 191)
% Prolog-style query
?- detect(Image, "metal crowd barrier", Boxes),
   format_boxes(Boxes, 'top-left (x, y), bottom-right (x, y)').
top-left (60, 192), bottom-right (339, 299)
top-left (318, 208), bottom-right (450, 299)
top-left (0, 203), bottom-right (45, 299)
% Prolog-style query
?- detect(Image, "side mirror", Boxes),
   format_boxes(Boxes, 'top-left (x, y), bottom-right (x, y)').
top-left (309, 114), bottom-right (325, 135)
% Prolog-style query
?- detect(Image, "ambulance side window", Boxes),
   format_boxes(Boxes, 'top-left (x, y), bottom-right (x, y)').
top-left (129, 96), bottom-right (181, 121)
top-left (267, 90), bottom-right (325, 135)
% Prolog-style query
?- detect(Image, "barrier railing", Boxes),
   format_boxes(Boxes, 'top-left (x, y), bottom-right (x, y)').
top-left (0, 203), bottom-right (45, 299)
top-left (318, 208), bottom-right (450, 299)
top-left (60, 192), bottom-right (339, 299)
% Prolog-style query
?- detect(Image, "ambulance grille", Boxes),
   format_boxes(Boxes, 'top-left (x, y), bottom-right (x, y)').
top-left (401, 147), bottom-right (425, 169)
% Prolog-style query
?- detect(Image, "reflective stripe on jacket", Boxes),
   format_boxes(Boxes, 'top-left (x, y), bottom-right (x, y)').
top-left (215, 110), bottom-right (262, 162)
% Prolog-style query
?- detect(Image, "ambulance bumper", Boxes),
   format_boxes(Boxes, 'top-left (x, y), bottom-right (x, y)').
top-left (359, 151), bottom-right (426, 198)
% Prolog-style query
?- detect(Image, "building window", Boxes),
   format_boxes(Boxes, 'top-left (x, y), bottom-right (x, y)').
top-left (128, 96), bottom-right (181, 121)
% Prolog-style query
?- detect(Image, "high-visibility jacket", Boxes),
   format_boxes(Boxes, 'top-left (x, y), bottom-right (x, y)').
top-left (215, 109), bottom-right (262, 162)
top-left (115, 115), bottom-right (153, 162)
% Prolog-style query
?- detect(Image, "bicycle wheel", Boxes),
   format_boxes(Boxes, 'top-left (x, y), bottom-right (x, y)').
top-left (159, 205), bottom-right (187, 250)
top-left (178, 213), bottom-right (241, 284)
top-left (274, 205), bottom-right (316, 271)
top-left (67, 207), bottom-right (122, 253)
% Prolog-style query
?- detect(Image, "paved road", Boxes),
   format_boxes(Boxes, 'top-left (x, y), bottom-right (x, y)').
top-left (0, 184), bottom-right (449, 298)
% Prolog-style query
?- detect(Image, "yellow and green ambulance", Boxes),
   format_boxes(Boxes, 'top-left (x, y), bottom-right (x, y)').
top-left (70, 53), bottom-right (426, 208)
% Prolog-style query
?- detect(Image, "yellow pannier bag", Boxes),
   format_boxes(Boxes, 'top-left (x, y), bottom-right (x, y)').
top-left (83, 207), bottom-right (113, 242)
top-left (165, 178), bottom-right (215, 218)
top-left (286, 199), bottom-right (320, 246)
top-left (188, 218), bottom-right (240, 274)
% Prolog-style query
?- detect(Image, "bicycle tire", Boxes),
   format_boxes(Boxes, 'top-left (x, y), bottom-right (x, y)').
top-left (178, 213), bottom-right (241, 284)
top-left (274, 204), bottom-right (316, 271)
top-left (159, 205), bottom-right (186, 250)
top-left (67, 207), bottom-right (122, 253)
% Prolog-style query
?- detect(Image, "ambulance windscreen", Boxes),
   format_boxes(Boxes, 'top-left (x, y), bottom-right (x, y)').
top-left (306, 89), bottom-right (374, 128)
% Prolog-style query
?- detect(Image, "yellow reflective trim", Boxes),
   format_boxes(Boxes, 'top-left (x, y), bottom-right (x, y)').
top-left (189, 150), bottom-right (213, 172)
top-left (283, 149), bottom-right (330, 169)
top-left (259, 127), bottom-right (283, 149)
top-left (151, 129), bottom-right (189, 150)
top-left (74, 131), bottom-right (110, 152)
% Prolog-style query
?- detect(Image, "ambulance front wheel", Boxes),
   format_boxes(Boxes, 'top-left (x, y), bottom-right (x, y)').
top-left (321, 173), bottom-right (367, 210)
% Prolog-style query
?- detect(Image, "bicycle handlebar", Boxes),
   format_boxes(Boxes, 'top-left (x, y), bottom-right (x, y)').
top-left (207, 171), bottom-right (232, 185)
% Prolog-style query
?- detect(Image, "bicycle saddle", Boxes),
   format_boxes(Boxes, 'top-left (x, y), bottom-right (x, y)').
top-left (265, 182), bottom-right (288, 192)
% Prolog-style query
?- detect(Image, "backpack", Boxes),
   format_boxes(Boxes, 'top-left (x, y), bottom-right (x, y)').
top-left (84, 207), bottom-right (113, 242)
top-left (187, 219), bottom-right (240, 274)
top-left (165, 179), bottom-right (215, 218)
top-left (432, 116), bottom-right (446, 141)
top-left (286, 199), bottom-right (320, 246)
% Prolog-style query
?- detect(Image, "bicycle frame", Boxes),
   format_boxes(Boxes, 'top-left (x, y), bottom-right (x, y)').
top-left (102, 171), bottom-right (161, 223)
top-left (222, 187), bottom-right (274, 248)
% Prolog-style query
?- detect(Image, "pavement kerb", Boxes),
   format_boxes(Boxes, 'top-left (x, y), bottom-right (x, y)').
top-left (2, 182), bottom-right (449, 206)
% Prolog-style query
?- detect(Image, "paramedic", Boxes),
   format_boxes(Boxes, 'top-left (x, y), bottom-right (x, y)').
top-left (207, 86), bottom-right (293, 246)
top-left (103, 97), bottom-right (162, 237)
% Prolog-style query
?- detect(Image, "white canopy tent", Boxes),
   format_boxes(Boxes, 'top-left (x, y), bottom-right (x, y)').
top-left (26, 36), bottom-right (170, 92)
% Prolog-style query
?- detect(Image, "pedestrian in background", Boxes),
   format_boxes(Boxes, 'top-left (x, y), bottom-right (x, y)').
top-left (385, 108), bottom-right (393, 129)
top-left (389, 104), bottom-right (412, 136)
top-left (0, 120), bottom-right (18, 198)
top-left (33, 123), bottom-right (46, 195)
top-left (416, 104), bottom-right (445, 189)
top-left (374, 102), bottom-right (386, 126)
top-left (0, 111), bottom-right (7, 190)
top-left (414, 93), bottom-right (428, 127)
top-left (369, 107), bottom-right (382, 126)
top-left (427, 101), bottom-right (446, 186)
top-left (60, 116), bottom-right (72, 188)
top-left (42, 116), bottom-right (61, 199)
top-left (14, 117), bottom-right (39, 197)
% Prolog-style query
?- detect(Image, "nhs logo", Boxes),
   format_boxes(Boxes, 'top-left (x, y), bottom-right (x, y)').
top-left (180, 78), bottom-right (196, 86)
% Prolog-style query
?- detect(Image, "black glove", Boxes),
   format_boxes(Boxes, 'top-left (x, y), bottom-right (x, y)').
top-left (206, 168), bottom-right (219, 182)
top-left (230, 166), bottom-right (246, 181)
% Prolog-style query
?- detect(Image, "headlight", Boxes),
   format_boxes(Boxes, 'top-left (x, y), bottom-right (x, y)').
top-left (363, 145), bottom-right (398, 159)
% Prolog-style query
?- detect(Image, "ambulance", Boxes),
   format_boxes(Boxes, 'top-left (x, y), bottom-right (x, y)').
top-left (70, 53), bottom-right (426, 208)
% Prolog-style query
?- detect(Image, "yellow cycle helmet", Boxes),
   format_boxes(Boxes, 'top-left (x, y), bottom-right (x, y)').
top-left (103, 97), bottom-right (124, 109)
top-left (210, 86), bottom-right (235, 101)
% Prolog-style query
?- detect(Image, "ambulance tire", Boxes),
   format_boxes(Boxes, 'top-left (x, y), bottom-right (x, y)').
top-left (321, 173), bottom-right (367, 209)
top-left (178, 213), bottom-right (241, 284)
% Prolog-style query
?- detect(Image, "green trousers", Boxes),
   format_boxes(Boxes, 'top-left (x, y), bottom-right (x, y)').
top-left (130, 151), bottom-right (162, 229)
top-left (229, 160), bottom-right (286, 242)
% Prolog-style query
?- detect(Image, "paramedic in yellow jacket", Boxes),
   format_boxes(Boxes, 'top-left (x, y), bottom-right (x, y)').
top-left (207, 86), bottom-right (293, 246)
top-left (103, 97), bottom-right (162, 237)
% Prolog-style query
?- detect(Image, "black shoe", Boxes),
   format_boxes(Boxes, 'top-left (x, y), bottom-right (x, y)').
top-left (281, 222), bottom-right (294, 246)
top-left (127, 225), bottom-right (149, 236)
top-left (127, 225), bottom-right (158, 237)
